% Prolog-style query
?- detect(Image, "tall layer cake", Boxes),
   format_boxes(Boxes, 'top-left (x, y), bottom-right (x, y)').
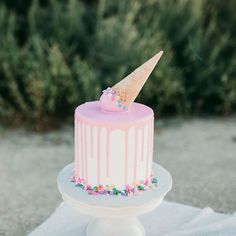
top-left (73, 51), bottom-right (163, 196)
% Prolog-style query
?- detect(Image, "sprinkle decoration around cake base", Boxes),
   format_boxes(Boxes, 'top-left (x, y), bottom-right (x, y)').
top-left (71, 175), bottom-right (158, 196)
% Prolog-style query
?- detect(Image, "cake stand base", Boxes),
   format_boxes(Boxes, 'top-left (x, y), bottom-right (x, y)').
top-left (86, 217), bottom-right (145, 236)
top-left (57, 162), bottom-right (172, 236)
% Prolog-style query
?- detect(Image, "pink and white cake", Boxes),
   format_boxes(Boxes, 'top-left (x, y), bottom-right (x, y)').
top-left (72, 51), bottom-right (163, 196)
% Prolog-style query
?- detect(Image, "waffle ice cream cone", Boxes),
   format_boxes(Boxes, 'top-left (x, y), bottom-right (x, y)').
top-left (112, 51), bottom-right (163, 107)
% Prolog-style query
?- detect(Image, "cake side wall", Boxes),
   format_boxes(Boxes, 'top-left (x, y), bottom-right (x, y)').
top-left (74, 115), bottom-right (154, 189)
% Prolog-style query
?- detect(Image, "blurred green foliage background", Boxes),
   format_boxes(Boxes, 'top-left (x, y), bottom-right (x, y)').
top-left (0, 0), bottom-right (235, 130)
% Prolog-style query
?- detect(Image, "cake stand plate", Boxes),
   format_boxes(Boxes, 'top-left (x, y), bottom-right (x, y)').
top-left (57, 162), bottom-right (172, 236)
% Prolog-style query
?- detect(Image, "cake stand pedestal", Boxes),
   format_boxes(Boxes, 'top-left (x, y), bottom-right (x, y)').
top-left (57, 162), bottom-right (172, 236)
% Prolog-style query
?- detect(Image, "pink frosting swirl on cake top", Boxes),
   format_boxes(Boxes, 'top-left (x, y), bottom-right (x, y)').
top-left (100, 87), bottom-right (128, 112)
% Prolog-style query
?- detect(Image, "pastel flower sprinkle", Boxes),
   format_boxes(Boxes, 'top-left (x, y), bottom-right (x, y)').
top-left (102, 87), bottom-right (128, 111)
top-left (71, 175), bottom-right (158, 197)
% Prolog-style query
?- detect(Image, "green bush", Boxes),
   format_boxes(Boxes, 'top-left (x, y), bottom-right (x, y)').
top-left (0, 0), bottom-right (235, 130)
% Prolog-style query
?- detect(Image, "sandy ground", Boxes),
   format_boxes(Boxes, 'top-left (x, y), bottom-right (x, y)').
top-left (0, 117), bottom-right (236, 236)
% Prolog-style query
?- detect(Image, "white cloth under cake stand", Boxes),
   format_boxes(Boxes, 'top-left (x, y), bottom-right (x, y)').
top-left (28, 202), bottom-right (236, 236)
top-left (28, 162), bottom-right (236, 236)
top-left (56, 162), bottom-right (172, 236)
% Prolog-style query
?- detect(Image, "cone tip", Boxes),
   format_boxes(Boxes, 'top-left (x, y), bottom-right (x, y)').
top-left (155, 50), bottom-right (164, 60)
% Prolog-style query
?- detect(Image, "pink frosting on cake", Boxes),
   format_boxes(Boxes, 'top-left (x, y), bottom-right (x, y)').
top-left (75, 101), bottom-right (153, 125)
top-left (74, 101), bottom-right (154, 191)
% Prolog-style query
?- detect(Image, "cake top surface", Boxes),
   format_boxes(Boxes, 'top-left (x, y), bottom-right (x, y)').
top-left (75, 101), bottom-right (153, 125)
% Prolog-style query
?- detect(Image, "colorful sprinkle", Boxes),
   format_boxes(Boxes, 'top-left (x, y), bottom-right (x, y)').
top-left (71, 175), bottom-right (158, 196)
top-left (152, 178), bottom-right (157, 184)
top-left (102, 87), bottom-right (128, 111)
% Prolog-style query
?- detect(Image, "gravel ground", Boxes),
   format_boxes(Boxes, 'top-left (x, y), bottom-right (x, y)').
top-left (0, 117), bottom-right (236, 236)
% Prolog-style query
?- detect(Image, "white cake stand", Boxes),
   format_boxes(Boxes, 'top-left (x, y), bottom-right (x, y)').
top-left (57, 162), bottom-right (172, 236)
